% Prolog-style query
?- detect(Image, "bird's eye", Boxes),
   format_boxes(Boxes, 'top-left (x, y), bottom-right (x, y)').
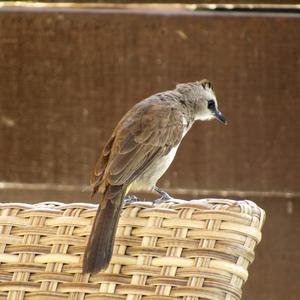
top-left (207, 100), bottom-right (215, 110)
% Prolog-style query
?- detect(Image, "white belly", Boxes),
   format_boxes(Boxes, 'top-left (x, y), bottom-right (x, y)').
top-left (130, 145), bottom-right (179, 192)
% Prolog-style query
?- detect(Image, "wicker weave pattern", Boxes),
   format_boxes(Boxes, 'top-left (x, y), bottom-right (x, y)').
top-left (0, 199), bottom-right (265, 300)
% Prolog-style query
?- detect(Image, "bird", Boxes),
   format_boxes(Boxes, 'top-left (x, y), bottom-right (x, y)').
top-left (83, 79), bottom-right (227, 274)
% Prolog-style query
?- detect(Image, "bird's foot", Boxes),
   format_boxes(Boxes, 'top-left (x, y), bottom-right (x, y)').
top-left (123, 195), bottom-right (139, 206)
top-left (153, 186), bottom-right (173, 205)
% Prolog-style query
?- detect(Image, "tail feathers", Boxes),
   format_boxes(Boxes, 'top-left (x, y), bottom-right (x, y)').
top-left (83, 187), bottom-right (125, 274)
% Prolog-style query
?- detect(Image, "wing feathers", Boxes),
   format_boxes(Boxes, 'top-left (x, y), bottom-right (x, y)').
top-left (92, 99), bottom-right (185, 191)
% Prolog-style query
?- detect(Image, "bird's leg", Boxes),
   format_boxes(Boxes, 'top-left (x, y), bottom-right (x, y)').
top-left (153, 186), bottom-right (172, 204)
top-left (123, 195), bottom-right (139, 206)
top-left (154, 186), bottom-right (171, 199)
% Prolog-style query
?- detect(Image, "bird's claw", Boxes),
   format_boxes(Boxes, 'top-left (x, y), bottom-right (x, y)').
top-left (153, 189), bottom-right (173, 205)
top-left (153, 186), bottom-right (173, 205)
top-left (123, 195), bottom-right (139, 206)
top-left (153, 197), bottom-right (172, 205)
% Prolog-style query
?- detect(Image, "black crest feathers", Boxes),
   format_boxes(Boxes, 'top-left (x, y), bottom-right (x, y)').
top-left (199, 79), bottom-right (213, 90)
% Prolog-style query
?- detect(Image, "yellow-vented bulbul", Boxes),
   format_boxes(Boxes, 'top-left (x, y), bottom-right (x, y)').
top-left (83, 79), bottom-right (227, 273)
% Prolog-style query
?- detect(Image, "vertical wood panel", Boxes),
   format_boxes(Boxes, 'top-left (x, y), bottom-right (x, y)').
top-left (0, 9), bottom-right (299, 194)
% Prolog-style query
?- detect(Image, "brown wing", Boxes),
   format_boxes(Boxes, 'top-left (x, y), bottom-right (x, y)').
top-left (90, 134), bottom-right (116, 197)
top-left (91, 99), bottom-right (184, 196)
top-left (105, 100), bottom-right (184, 187)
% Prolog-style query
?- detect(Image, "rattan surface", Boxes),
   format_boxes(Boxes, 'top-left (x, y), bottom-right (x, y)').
top-left (0, 199), bottom-right (265, 300)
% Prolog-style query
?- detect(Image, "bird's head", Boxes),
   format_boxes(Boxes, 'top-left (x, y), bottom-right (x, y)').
top-left (176, 79), bottom-right (227, 125)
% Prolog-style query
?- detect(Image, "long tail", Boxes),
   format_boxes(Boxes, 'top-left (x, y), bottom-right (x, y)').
top-left (83, 185), bottom-right (126, 273)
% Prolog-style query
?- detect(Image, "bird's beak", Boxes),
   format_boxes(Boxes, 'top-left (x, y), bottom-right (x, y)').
top-left (214, 110), bottom-right (227, 125)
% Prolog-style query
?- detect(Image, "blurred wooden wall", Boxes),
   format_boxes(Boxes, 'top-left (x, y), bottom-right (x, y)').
top-left (0, 6), bottom-right (299, 299)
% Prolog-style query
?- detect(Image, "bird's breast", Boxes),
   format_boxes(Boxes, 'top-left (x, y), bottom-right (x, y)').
top-left (130, 145), bottom-right (179, 192)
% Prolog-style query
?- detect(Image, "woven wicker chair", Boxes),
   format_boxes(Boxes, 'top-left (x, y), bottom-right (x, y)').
top-left (0, 199), bottom-right (265, 300)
